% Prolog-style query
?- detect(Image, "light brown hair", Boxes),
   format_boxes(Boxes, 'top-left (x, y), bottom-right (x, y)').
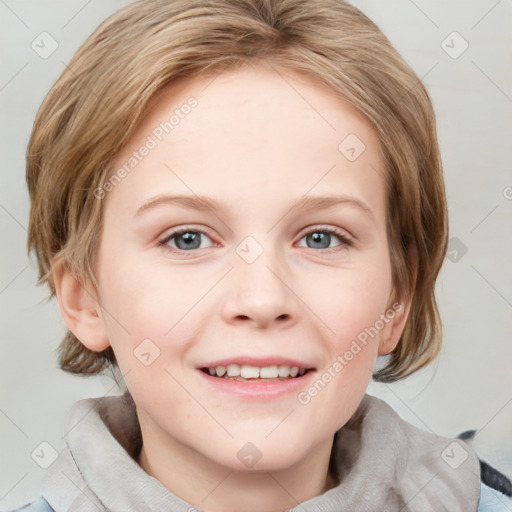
top-left (26, 0), bottom-right (448, 382)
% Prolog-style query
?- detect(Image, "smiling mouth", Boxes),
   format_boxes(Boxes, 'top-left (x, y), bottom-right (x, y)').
top-left (199, 364), bottom-right (314, 382)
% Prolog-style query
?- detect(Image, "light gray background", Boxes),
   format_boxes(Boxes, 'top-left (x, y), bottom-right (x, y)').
top-left (1, 0), bottom-right (511, 509)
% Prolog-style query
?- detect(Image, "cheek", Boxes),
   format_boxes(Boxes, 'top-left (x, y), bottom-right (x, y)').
top-left (95, 253), bottom-right (211, 378)
top-left (301, 266), bottom-right (392, 432)
top-left (319, 261), bottom-right (393, 346)
top-left (98, 252), bottom-right (195, 332)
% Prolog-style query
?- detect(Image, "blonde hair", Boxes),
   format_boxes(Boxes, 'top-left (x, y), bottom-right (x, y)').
top-left (26, 0), bottom-right (448, 382)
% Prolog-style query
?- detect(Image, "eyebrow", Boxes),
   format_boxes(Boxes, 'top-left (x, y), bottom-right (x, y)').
top-left (134, 193), bottom-right (375, 222)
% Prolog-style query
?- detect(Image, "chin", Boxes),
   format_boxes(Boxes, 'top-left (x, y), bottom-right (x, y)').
top-left (204, 434), bottom-right (317, 473)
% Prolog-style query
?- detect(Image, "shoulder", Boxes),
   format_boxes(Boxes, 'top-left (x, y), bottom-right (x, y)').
top-left (478, 482), bottom-right (512, 511)
top-left (2, 496), bottom-right (54, 512)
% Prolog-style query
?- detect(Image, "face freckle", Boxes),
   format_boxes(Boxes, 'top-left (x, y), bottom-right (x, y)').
top-left (92, 62), bottom-right (404, 480)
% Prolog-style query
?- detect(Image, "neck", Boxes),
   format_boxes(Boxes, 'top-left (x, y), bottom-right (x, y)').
top-left (136, 410), bottom-right (338, 512)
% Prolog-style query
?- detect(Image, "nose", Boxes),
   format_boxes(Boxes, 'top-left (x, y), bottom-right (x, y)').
top-left (220, 243), bottom-right (299, 329)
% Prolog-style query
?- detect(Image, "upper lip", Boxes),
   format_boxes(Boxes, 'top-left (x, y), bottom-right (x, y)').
top-left (198, 356), bottom-right (316, 369)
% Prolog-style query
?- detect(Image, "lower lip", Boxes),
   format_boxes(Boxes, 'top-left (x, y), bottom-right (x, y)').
top-left (196, 369), bottom-right (316, 399)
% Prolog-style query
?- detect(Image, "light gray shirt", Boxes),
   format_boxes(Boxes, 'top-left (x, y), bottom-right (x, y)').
top-left (8, 391), bottom-right (511, 511)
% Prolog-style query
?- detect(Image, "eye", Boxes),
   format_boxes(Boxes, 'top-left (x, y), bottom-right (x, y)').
top-left (158, 225), bottom-right (353, 255)
top-left (296, 226), bottom-right (353, 251)
top-left (159, 227), bottom-right (214, 253)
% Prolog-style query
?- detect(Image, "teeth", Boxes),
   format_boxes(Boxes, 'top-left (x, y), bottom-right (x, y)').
top-left (206, 364), bottom-right (307, 380)
top-left (240, 365), bottom-right (259, 379)
top-left (259, 366), bottom-right (278, 378)
top-left (226, 364), bottom-right (240, 377)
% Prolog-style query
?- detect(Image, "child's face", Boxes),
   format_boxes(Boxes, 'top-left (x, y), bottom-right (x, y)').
top-left (90, 63), bottom-right (406, 472)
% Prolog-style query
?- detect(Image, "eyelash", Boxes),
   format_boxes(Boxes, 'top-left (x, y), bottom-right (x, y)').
top-left (158, 225), bottom-right (353, 255)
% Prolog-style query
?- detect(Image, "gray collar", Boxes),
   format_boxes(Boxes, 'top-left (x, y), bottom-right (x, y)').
top-left (42, 392), bottom-right (481, 511)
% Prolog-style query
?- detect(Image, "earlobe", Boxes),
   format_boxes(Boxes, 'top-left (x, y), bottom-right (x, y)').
top-left (53, 263), bottom-right (110, 352)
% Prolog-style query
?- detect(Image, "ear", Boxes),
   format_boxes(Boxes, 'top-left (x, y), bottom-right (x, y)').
top-left (377, 293), bottom-right (413, 355)
top-left (378, 245), bottom-right (418, 355)
top-left (53, 263), bottom-right (110, 352)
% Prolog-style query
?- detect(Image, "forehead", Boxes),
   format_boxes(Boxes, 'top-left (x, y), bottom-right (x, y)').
top-left (105, 62), bottom-right (386, 222)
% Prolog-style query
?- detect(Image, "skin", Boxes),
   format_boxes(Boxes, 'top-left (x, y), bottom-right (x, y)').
top-left (55, 62), bottom-right (412, 512)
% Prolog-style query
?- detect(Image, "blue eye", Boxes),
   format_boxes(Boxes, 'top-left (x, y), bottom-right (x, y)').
top-left (160, 228), bottom-right (213, 252)
top-left (159, 225), bottom-right (353, 255)
top-left (297, 227), bottom-right (353, 250)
